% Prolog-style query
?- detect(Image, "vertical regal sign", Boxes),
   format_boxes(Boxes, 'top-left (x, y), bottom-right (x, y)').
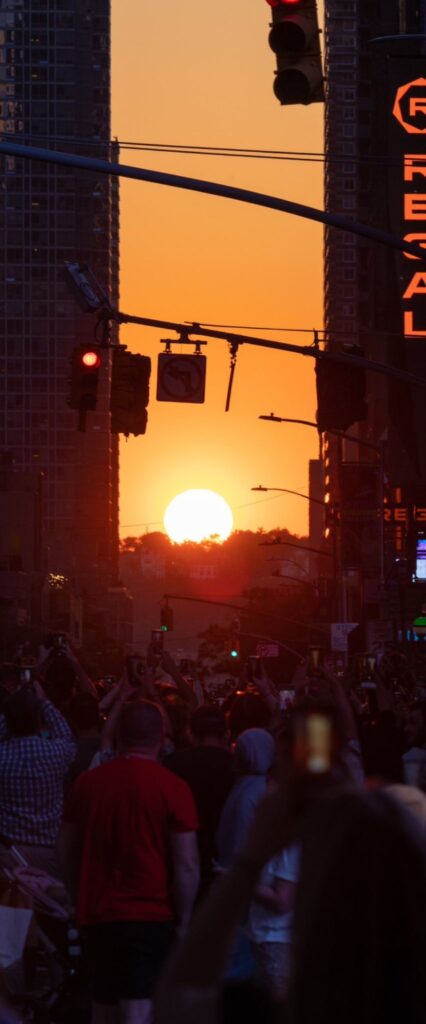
top-left (392, 76), bottom-right (426, 338)
top-left (387, 59), bottom-right (426, 487)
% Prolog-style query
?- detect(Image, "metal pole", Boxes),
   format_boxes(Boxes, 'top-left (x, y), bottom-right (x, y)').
top-left (378, 440), bottom-right (386, 589)
top-left (1, 138), bottom-right (426, 260)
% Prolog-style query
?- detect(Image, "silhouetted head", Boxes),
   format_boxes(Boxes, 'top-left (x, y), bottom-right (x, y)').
top-left (117, 698), bottom-right (164, 756)
top-left (190, 705), bottom-right (228, 744)
top-left (228, 691), bottom-right (270, 740)
top-left (233, 728), bottom-right (275, 776)
top-left (3, 688), bottom-right (43, 737)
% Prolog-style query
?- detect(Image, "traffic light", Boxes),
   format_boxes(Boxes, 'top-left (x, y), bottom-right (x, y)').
top-left (315, 345), bottom-right (368, 433)
top-left (160, 604), bottom-right (174, 632)
top-left (68, 346), bottom-right (101, 411)
top-left (266, 0), bottom-right (324, 106)
top-left (229, 617), bottom-right (241, 661)
top-left (110, 347), bottom-right (151, 437)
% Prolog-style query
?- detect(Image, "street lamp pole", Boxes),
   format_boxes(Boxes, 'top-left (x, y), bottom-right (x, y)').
top-left (251, 484), bottom-right (327, 506)
top-left (257, 415), bottom-right (387, 616)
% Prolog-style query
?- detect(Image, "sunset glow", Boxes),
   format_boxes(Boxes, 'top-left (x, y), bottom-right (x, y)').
top-left (113, 1), bottom-right (324, 540)
top-left (164, 490), bottom-right (233, 544)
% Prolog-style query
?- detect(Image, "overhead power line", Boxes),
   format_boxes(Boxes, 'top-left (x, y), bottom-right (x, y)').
top-left (0, 131), bottom-right (404, 166)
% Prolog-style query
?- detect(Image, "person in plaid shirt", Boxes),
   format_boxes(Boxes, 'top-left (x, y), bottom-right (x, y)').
top-left (0, 678), bottom-right (76, 877)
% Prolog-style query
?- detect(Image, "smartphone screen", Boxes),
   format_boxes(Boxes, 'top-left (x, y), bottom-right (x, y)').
top-left (416, 535), bottom-right (426, 581)
top-left (293, 713), bottom-right (333, 774)
top-left (279, 689), bottom-right (296, 711)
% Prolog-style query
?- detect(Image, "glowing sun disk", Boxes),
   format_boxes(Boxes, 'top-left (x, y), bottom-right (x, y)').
top-left (164, 489), bottom-right (233, 544)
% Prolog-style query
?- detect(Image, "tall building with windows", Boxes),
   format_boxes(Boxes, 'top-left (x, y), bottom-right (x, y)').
top-left (0, 0), bottom-right (119, 602)
top-left (323, 0), bottom-right (426, 642)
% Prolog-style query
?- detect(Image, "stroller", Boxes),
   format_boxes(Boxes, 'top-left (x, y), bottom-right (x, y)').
top-left (0, 838), bottom-right (89, 1023)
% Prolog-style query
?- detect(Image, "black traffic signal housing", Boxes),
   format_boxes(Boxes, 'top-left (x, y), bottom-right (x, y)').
top-left (315, 345), bottom-right (368, 433)
top-left (68, 346), bottom-right (101, 412)
top-left (161, 604), bottom-right (174, 632)
top-left (110, 347), bottom-right (151, 437)
top-left (266, 0), bottom-right (324, 106)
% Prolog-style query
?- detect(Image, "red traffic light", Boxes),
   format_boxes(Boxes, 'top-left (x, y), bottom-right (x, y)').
top-left (266, 0), bottom-right (302, 6)
top-left (81, 350), bottom-right (101, 369)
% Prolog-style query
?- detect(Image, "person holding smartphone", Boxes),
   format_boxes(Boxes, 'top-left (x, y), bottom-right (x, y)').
top-left (0, 678), bottom-right (76, 877)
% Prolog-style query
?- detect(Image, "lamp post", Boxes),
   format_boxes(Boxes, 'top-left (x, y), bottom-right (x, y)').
top-left (251, 484), bottom-right (327, 506)
top-left (251, 483), bottom-right (334, 597)
top-left (257, 415), bottom-right (387, 590)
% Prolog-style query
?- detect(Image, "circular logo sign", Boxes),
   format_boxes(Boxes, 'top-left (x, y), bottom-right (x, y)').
top-left (393, 77), bottom-right (426, 134)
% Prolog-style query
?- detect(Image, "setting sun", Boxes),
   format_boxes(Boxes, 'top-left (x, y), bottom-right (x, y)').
top-left (164, 489), bottom-right (234, 544)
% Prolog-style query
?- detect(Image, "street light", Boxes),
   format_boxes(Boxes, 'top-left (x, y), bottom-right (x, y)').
top-left (258, 413), bottom-right (381, 452)
top-left (251, 484), bottom-right (327, 506)
top-left (257, 414), bottom-right (386, 587)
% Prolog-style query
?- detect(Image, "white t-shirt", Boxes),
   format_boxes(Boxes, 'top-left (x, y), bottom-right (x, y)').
top-left (245, 843), bottom-right (300, 944)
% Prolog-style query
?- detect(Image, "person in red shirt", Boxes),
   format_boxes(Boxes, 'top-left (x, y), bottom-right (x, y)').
top-left (59, 699), bottom-right (199, 1024)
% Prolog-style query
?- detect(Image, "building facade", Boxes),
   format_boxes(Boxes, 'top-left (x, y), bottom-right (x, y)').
top-left (323, 0), bottom-right (426, 645)
top-left (0, 0), bottom-right (119, 605)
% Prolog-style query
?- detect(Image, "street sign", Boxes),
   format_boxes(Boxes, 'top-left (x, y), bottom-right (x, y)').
top-left (256, 642), bottom-right (280, 657)
top-left (156, 353), bottom-right (206, 403)
top-left (330, 622), bottom-right (358, 652)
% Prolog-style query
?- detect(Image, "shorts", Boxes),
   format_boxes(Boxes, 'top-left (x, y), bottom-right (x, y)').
top-left (85, 919), bottom-right (175, 1004)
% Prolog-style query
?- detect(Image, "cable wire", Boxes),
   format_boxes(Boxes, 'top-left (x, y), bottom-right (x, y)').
top-left (0, 131), bottom-right (404, 165)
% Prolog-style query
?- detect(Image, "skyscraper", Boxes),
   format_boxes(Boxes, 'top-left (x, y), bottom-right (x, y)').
top-left (0, 0), bottom-right (119, 602)
top-left (323, 0), bottom-right (426, 639)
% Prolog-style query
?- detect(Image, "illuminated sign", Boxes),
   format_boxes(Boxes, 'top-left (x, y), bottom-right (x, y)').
top-left (393, 77), bottom-right (426, 134)
top-left (392, 75), bottom-right (426, 339)
top-left (383, 506), bottom-right (426, 523)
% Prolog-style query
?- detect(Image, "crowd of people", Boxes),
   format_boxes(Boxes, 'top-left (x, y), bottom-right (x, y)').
top-left (0, 635), bottom-right (425, 1023)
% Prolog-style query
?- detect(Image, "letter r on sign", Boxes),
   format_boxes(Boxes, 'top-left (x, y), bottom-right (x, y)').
top-left (409, 97), bottom-right (426, 118)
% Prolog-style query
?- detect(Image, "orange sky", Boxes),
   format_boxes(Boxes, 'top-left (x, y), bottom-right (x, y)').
top-left (112, 1), bottom-right (324, 539)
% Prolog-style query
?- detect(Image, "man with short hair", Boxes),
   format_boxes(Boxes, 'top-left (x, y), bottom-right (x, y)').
top-left (59, 698), bottom-right (199, 1024)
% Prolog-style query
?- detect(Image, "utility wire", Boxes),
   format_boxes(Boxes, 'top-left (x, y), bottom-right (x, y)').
top-left (0, 131), bottom-right (404, 165)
